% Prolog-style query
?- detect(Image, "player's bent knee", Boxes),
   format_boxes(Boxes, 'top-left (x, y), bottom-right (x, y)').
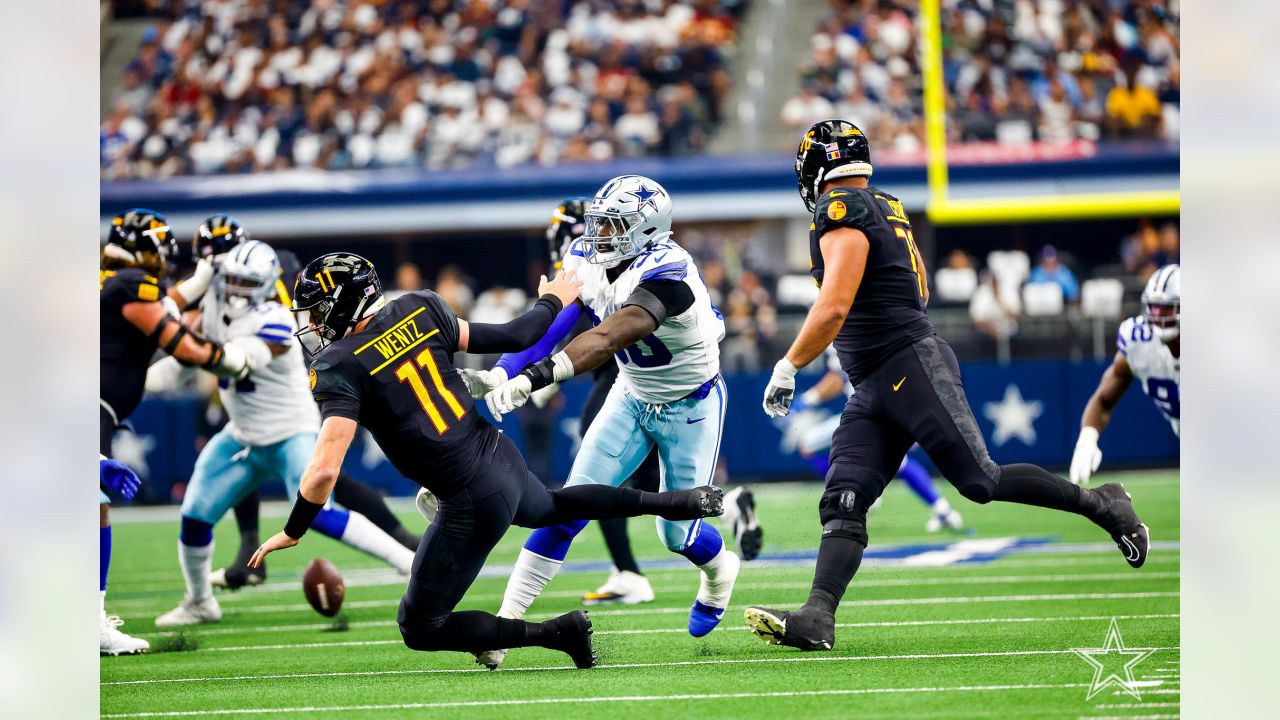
top-left (817, 486), bottom-right (870, 546)
top-left (399, 614), bottom-right (449, 651)
top-left (954, 475), bottom-right (998, 505)
top-left (657, 519), bottom-right (693, 552)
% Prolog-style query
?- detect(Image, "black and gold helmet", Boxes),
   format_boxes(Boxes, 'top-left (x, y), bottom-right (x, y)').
top-left (291, 253), bottom-right (385, 356)
top-left (103, 208), bottom-right (176, 276)
top-left (194, 214), bottom-right (247, 261)
top-left (546, 197), bottom-right (589, 270)
top-left (795, 119), bottom-right (873, 212)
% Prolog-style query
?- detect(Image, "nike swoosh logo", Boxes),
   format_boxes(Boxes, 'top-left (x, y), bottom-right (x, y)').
top-left (829, 191), bottom-right (847, 197)
top-left (893, 377), bottom-right (906, 391)
top-left (687, 417), bottom-right (706, 424)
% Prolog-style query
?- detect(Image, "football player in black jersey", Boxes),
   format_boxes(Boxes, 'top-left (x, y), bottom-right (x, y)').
top-left (99, 209), bottom-right (254, 655)
top-left (184, 216), bottom-right (423, 592)
top-left (743, 120), bottom-right (1151, 652)
top-left (248, 253), bottom-right (723, 668)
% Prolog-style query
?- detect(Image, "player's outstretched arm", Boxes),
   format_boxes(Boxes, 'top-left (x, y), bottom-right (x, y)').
top-left (764, 227), bottom-right (869, 417)
top-left (1070, 352), bottom-right (1135, 485)
top-left (457, 271), bottom-right (583, 359)
top-left (249, 416), bottom-right (357, 567)
top-left (122, 300), bottom-right (254, 380)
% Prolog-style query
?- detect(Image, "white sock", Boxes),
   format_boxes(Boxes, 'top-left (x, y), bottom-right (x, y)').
top-left (931, 497), bottom-right (953, 515)
top-left (498, 548), bottom-right (563, 619)
top-left (179, 540), bottom-right (214, 602)
top-left (100, 590), bottom-right (107, 621)
top-left (696, 546), bottom-right (739, 608)
top-left (340, 511), bottom-right (415, 574)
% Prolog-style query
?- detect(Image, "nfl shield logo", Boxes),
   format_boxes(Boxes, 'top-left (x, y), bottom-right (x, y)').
top-left (825, 143), bottom-right (842, 161)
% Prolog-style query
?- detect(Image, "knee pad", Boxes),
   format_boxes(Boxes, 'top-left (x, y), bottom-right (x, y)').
top-left (817, 487), bottom-right (869, 546)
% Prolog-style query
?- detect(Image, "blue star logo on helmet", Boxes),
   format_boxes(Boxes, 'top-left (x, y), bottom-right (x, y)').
top-left (629, 183), bottom-right (660, 212)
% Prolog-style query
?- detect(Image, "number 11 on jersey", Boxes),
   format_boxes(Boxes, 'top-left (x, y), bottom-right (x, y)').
top-left (893, 226), bottom-right (925, 298)
top-left (395, 348), bottom-right (466, 434)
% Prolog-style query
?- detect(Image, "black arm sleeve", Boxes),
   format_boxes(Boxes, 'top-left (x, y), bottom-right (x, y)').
top-left (622, 280), bottom-right (695, 326)
top-left (465, 295), bottom-right (564, 354)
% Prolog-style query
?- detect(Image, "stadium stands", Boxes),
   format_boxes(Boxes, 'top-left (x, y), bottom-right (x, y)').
top-left (101, 0), bottom-right (747, 179)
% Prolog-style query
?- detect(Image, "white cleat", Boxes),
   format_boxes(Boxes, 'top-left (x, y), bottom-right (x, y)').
top-left (474, 647), bottom-right (508, 670)
top-left (925, 509), bottom-right (965, 533)
top-left (415, 487), bottom-right (439, 524)
top-left (101, 615), bottom-right (150, 656)
top-left (581, 569), bottom-right (655, 606)
top-left (155, 595), bottom-right (222, 628)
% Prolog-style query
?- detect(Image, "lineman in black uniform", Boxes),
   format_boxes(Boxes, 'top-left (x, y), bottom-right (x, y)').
top-left (744, 120), bottom-right (1151, 651)
top-left (248, 253), bottom-right (723, 667)
top-left (100, 209), bottom-right (253, 654)
top-left (187, 216), bottom-right (422, 591)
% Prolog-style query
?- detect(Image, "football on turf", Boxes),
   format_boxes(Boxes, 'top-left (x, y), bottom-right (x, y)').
top-left (302, 557), bottom-right (345, 617)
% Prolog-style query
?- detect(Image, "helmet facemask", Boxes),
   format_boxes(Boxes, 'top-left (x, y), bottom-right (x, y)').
top-left (215, 269), bottom-right (275, 319)
top-left (582, 211), bottom-right (646, 268)
top-left (1143, 300), bottom-right (1180, 342)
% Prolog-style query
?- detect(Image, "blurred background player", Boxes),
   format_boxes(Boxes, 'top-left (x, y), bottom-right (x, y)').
top-left (1071, 264), bottom-right (1180, 485)
top-left (184, 216), bottom-right (421, 590)
top-left (783, 348), bottom-right (963, 533)
top-left (147, 240), bottom-right (414, 628)
top-left (747, 120), bottom-right (1150, 651)
top-left (249, 252), bottom-right (723, 668)
top-left (99, 457), bottom-right (144, 655)
top-left (478, 175), bottom-right (739, 669)
top-left (100, 208), bottom-right (252, 653)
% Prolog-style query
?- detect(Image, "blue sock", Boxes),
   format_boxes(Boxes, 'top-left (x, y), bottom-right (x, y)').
top-left (898, 458), bottom-right (941, 506)
top-left (310, 508), bottom-right (351, 539)
top-left (100, 525), bottom-right (111, 592)
top-left (180, 516), bottom-right (214, 547)
top-left (524, 519), bottom-right (589, 561)
top-left (806, 453), bottom-right (831, 478)
top-left (676, 521), bottom-right (724, 566)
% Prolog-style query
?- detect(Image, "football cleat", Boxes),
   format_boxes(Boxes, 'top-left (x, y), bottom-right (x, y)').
top-left (155, 595), bottom-right (222, 628)
top-left (474, 648), bottom-right (507, 671)
top-left (415, 487), bottom-right (438, 524)
top-left (744, 605), bottom-right (835, 651)
top-left (689, 549), bottom-right (740, 638)
top-left (925, 508), bottom-right (965, 533)
top-left (544, 610), bottom-right (597, 669)
top-left (721, 487), bottom-right (763, 561)
top-left (210, 564), bottom-right (266, 591)
top-left (667, 485), bottom-right (723, 520)
top-left (1090, 483), bottom-right (1150, 569)
top-left (101, 614), bottom-right (150, 656)
top-left (582, 569), bottom-right (655, 606)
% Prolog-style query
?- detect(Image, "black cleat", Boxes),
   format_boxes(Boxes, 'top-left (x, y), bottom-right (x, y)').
top-left (544, 610), bottom-right (596, 669)
top-left (662, 485), bottom-right (724, 521)
top-left (725, 487), bottom-right (763, 561)
top-left (743, 606), bottom-right (835, 651)
top-left (1091, 483), bottom-right (1150, 569)
top-left (211, 562), bottom-right (266, 591)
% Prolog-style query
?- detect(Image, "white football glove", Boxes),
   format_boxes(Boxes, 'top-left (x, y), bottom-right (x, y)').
top-left (762, 357), bottom-right (799, 418)
top-left (459, 367), bottom-right (508, 399)
top-left (1069, 426), bottom-right (1103, 485)
top-left (485, 375), bottom-right (533, 422)
top-left (529, 382), bottom-right (560, 409)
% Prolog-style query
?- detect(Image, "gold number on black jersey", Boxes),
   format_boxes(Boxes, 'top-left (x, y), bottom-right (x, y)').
top-left (395, 347), bottom-right (466, 435)
top-left (893, 226), bottom-right (926, 298)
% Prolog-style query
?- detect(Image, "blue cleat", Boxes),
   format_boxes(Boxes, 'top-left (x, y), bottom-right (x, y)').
top-left (688, 599), bottom-right (726, 638)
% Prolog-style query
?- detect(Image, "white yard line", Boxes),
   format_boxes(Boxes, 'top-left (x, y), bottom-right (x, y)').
top-left (132, 607), bottom-right (1177, 635)
top-left (101, 646), bottom-right (1179, 687)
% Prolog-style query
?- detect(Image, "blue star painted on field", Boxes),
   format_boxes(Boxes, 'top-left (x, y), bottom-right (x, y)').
top-left (629, 183), bottom-right (660, 212)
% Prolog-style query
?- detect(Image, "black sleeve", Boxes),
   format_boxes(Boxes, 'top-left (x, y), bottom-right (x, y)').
top-left (622, 280), bottom-right (694, 325)
top-left (814, 189), bottom-right (877, 237)
top-left (466, 294), bottom-right (564, 354)
top-left (310, 356), bottom-right (363, 421)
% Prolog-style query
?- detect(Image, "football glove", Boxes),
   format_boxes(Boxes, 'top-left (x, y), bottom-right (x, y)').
top-left (762, 357), bottom-right (799, 418)
top-left (100, 457), bottom-right (142, 500)
top-left (485, 375), bottom-right (533, 422)
top-left (1069, 426), bottom-right (1103, 485)
top-left (459, 367), bottom-right (508, 399)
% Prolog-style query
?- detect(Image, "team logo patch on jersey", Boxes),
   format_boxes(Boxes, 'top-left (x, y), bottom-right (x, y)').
top-left (309, 367), bottom-right (317, 391)
top-left (828, 200), bottom-right (847, 221)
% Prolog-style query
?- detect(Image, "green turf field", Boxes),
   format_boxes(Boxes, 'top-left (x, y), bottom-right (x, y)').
top-left (101, 470), bottom-right (1179, 719)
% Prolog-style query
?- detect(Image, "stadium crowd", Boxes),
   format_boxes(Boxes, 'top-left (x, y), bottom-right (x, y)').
top-left (781, 0), bottom-right (1180, 151)
top-left (102, 0), bottom-right (745, 179)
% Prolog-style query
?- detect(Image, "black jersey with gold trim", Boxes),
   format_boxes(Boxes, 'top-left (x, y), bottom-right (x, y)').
top-left (309, 290), bottom-right (494, 495)
top-left (809, 185), bottom-right (934, 385)
top-left (100, 267), bottom-right (164, 421)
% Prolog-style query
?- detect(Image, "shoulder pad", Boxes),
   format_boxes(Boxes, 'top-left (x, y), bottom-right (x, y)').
top-left (252, 302), bottom-right (296, 344)
top-left (815, 188), bottom-right (875, 233)
top-left (105, 267), bottom-right (162, 303)
top-left (633, 243), bottom-right (689, 283)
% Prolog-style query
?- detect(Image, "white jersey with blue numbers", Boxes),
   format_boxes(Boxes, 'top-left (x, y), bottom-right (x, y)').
top-left (564, 237), bottom-right (724, 404)
top-left (1116, 315), bottom-right (1180, 436)
top-left (200, 295), bottom-right (320, 446)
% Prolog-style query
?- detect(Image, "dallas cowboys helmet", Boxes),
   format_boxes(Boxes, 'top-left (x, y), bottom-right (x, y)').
top-left (1141, 263), bottom-right (1180, 342)
top-left (581, 175), bottom-right (673, 269)
top-left (214, 240), bottom-right (283, 319)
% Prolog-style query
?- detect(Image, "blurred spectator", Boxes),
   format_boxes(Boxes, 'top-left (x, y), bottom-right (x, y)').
top-left (1028, 245), bottom-right (1080, 303)
top-left (434, 264), bottom-right (475, 319)
top-left (103, 0), bottom-right (743, 179)
top-left (385, 261), bottom-right (424, 300)
top-left (969, 270), bottom-right (1021, 342)
top-left (782, 1), bottom-right (1179, 148)
top-left (472, 287), bottom-right (527, 325)
top-left (945, 248), bottom-right (975, 270)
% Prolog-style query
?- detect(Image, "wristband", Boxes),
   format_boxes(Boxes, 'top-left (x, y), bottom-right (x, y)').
top-left (283, 491), bottom-right (325, 539)
top-left (520, 351), bottom-right (574, 392)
